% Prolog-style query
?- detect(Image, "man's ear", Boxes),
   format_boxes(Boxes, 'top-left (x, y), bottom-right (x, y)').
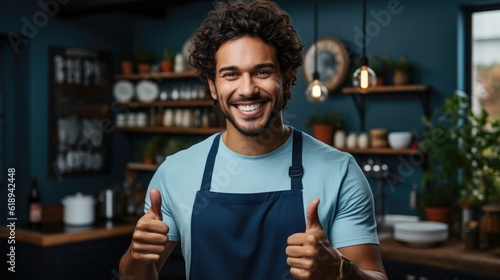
top-left (208, 79), bottom-right (217, 100)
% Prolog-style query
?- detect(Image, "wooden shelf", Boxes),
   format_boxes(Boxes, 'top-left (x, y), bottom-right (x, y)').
top-left (341, 84), bottom-right (429, 94)
top-left (126, 162), bottom-right (158, 171)
top-left (337, 147), bottom-right (420, 155)
top-left (115, 69), bottom-right (198, 80)
top-left (117, 126), bottom-right (224, 134)
top-left (116, 99), bottom-right (213, 108)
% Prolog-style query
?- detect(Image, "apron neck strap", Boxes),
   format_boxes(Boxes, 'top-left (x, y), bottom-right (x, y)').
top-left (200, 129), bottom-right (303, 191)
top-left (288, 129), bottom-right (303, 191)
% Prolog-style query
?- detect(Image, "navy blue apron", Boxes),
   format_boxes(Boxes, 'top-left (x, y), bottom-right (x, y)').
top-left (190, 129), bottom-right (306, 280)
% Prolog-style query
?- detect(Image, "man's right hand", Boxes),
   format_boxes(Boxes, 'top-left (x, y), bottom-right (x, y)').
top-left (130, 188), bottom-right (169, 263)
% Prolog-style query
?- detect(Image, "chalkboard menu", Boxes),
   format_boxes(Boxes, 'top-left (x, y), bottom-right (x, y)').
top-left (48, 47), bottom-right (112, 178)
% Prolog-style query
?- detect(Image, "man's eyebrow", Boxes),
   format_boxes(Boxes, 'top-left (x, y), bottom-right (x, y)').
top-left (218, 63), bottom-right (278, 74)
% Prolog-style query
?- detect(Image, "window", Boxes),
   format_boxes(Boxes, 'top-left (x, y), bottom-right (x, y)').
top-left (471, 9), bottom-right (500, 122)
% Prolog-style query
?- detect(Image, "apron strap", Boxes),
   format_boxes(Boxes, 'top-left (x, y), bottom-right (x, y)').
top-left (200, 130), bottom-right (303, 191)
top-left (200, 133), bottom-right (221, 191)
top-left (288, 129), bottom-right (303, 191)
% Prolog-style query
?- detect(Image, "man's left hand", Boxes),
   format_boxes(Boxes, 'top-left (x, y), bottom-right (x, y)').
top-left (286, 198), bottom-right (341, 280)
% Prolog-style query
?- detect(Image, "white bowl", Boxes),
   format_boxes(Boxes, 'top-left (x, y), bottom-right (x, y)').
top-left (388, 132), bottom-right (412, 149)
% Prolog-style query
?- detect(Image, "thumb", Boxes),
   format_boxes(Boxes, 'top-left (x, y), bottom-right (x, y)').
top-left (148, 188), bottom-right (163, 220)
top-left (306, 198), bottom-right (323, 232)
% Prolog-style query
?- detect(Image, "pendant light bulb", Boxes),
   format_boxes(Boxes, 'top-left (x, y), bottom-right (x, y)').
top-left (306, 73), bottom-right (328, 103)
top-left (352, 63), bottom-right (376, 93)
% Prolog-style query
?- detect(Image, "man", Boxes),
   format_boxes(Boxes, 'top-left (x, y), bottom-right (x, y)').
top-left (119, 1), bottom-right (387, 279)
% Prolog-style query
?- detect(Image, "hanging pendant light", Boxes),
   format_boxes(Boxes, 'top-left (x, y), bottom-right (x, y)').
top-left (305, 0), bottom-right (328, 103)
top-left (352, 0), bottom-right (376, 92)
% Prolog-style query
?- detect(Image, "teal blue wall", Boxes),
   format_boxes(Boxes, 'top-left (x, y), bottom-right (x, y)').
top-left (2, 0), bottom-right (499, 223)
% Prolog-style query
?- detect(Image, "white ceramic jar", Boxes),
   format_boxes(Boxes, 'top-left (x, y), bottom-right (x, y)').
top-left (346, 132), bottom-right (358, 148)
top-left (61, 192), bottom-right (95, 226)
top-left (334, 130), bottom-right (346, 148)
top-left (357, 132), bottom-right (369, 149)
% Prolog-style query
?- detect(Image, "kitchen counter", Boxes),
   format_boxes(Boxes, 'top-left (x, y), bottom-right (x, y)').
top-left (380, 237), bottom-right (500, 278)
top-left (0, 219), bottom-right (136, 247)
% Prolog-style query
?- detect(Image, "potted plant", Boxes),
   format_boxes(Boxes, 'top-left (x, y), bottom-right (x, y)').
top-left (389, 56), bottom-right (411, 85)
top-left (121, 51), bottom-right (134, 75)
top-left (134, 49), bottom-right (155, 74)
top-left (143, 136), bottom-right (167, 165)
top-left (160, 49), bottom-right (175, 73)
top-left (420, 91), bottom-right (500, 223)
top-left (370, 55), bottom-right (390, 86)
top-left (305, 111), bottom-right (341, 146)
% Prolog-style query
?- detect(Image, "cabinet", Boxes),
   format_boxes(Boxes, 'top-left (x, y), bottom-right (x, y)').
top-left (339, 84), bottom-right (430, 156)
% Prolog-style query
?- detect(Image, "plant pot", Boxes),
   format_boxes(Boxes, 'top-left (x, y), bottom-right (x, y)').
top-left (160, 60), bottom-right (173, 73)
top-left (144, 156), bottom-right (154, 165)
top-left (312, 124), bottom-right (334, 145)
top-left (393, 70), bottom-right (409, 85)
top-left (137, 63), bottom-right (150, 74)
top-left (376, 77), bottom-right (385, 86)
top-left (121, 60), bottom-right (133, 75)
top-left (425, 207), bottom-right (451, 224)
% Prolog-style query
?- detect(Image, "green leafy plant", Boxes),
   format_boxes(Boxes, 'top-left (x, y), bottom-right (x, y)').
top-left (305, 111), bottom-right (342, 128)
top-left (421, 90), bottom-right (500, 206)
top-left (389, 56), bottom-right (411, 72)
top-left (369, 55), bottom-right (391, 78)
top-left (134, 49), bottom-right (155, 64)
top-left (163, 49), bottom-right (175, 61)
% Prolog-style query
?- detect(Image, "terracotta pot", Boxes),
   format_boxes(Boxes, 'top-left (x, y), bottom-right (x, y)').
top-left (312, 124), bottom-right (334, 146)
top-left (425, 207), bottom-right (451, 223)
top-left (121, 60), bottom-right (133, 75)
top-left (144, 156), bottom-right (154, 165)
top-left (376, 77), bottom-right (385, 86)
top-left (137, 63), bottom-right (150, 74)
top-left (160, 60), bottom-right (173, 73)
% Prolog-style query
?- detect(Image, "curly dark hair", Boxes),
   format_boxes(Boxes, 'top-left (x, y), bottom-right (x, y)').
top-left (189, 0), bottom-right (304, 110)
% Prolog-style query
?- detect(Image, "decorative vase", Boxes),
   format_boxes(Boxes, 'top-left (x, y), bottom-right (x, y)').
top-left (312, 124), bottom-right (334, 146)
top-left (460, 205), bottom-right (476, 240)
top-left (425, 207), bottom-right (451, 224)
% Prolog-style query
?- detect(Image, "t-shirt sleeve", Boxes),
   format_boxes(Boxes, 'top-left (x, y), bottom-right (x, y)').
top-left (143, 163), bottom-right (181, 241)
top-left (330, 157), bottom-right (379, 248)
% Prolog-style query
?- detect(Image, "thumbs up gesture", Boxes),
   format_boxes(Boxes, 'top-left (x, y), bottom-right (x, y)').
top-left (130, 188), bottom-right (169, 263)
top-left (286, 199), bottom-right (341, 279)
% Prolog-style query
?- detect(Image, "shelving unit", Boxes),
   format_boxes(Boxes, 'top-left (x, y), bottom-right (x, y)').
top-left (337, 84), bottom-right (430, 156)
top-left (115, 69), bottom-right (197, 80)
top-left (126, 162), bottom-right (158, 172)
top-left (117, 126), bottom-right (224, 134)
top-left (337, 147), bottom-right (420, 156)
top-left (341, 84), bottom-right (431, 132)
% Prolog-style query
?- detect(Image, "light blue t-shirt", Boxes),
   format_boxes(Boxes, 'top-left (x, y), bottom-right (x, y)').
top-left (145, 129), bottom-right (378, 277)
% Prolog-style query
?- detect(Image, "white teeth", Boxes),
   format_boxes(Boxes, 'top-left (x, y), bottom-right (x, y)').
top-left (237, 103), bottom-right (262, 112)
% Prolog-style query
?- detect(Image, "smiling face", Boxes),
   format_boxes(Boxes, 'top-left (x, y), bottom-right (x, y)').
top-left (208, 36), bottom-right (287, 137)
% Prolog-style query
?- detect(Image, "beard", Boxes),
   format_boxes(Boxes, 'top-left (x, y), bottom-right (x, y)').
top-left (215, 93), bottom-right (281, 137)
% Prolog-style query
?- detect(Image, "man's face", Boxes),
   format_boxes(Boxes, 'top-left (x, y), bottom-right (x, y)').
top-left (208, 36), bottom-right (285, 137)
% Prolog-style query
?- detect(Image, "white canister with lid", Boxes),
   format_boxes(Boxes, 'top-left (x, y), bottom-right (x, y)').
top-left (357, 132), bottom-right (369, 149)
top-left (346, 132), bottom-right (358, 148)
top-left (61, 192), bottom-right (95, 226)
top-left (334, 130), bottom-right (346, 148)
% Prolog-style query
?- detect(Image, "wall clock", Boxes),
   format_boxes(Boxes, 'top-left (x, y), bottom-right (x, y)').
top-left (303, 37), bottom-right (350, 93)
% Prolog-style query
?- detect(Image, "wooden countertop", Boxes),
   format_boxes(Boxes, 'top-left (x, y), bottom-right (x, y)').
top-left (0, 221), bottom-right (136, 247)
top-left (380, 237), bottom-right (500, 277)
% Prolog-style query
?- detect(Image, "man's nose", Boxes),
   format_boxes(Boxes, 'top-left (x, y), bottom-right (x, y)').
top-left (238, 73), bottom-right (258, 96)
